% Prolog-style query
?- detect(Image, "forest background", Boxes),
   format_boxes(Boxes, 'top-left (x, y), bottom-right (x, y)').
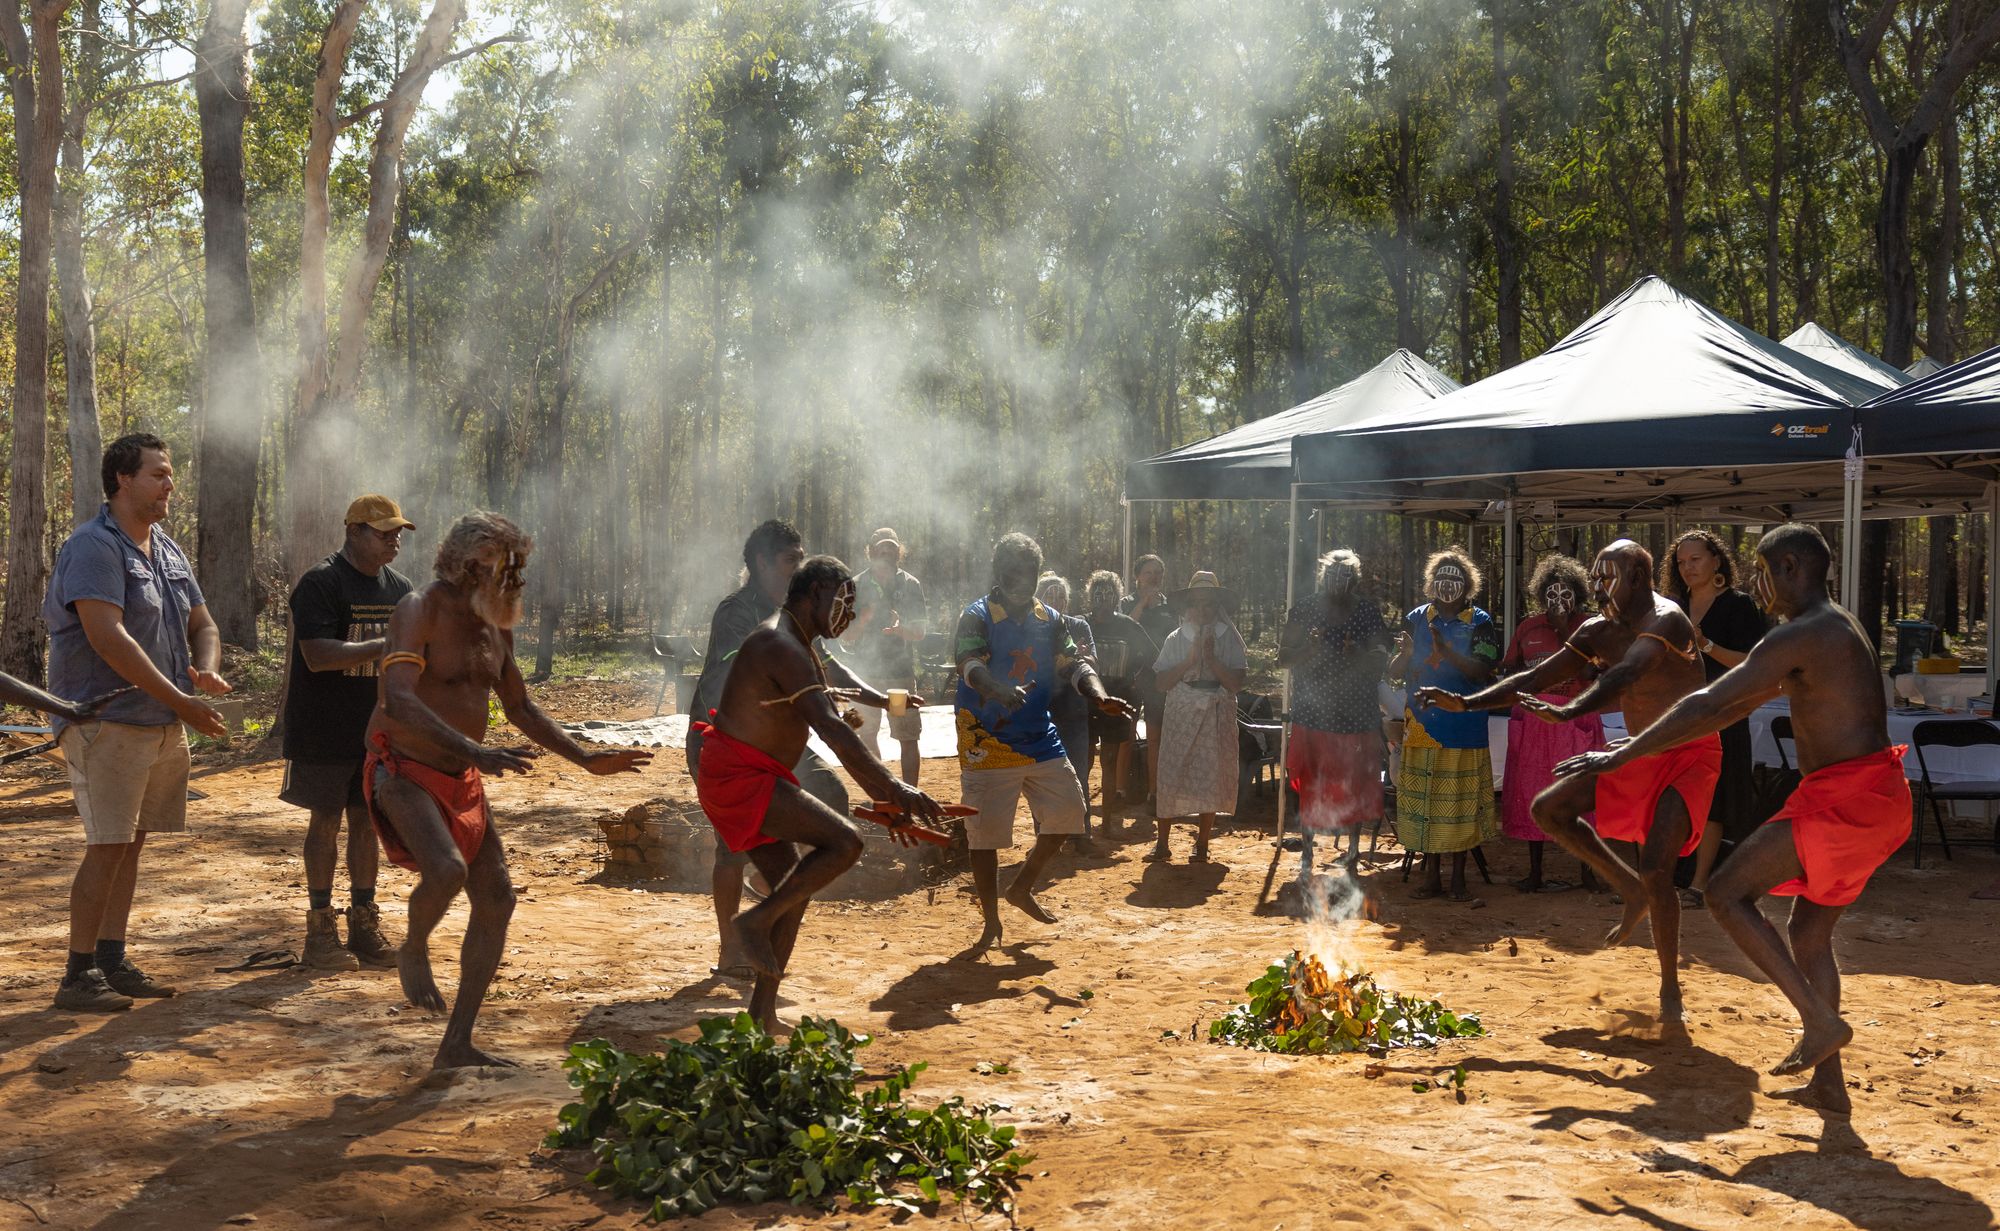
top-left (3, 0), bottom-right (1999, 679)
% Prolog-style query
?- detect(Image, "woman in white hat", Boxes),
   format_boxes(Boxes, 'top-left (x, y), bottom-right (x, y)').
top-left (1149, 571), bottom-right (1247, 862)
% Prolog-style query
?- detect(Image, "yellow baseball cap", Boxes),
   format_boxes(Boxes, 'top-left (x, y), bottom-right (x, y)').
top-left (344, 494), bottom-right (416, 532)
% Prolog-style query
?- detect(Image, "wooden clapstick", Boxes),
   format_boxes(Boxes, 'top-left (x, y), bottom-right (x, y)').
top-left (858, 801), bottom-right (980, 819)
top-left (851, 806), bottom-right (954, 846)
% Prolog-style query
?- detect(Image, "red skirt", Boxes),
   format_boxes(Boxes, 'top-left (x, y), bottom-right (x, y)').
top-left (693, 721), bottom-right (791, 852)
top-left (1769, 745), bottom-right (1912, 907)
top-left (1285, 727), bottom-right (1383, 832)
top-left (1593, 734), bottom-right (1721, 858)
top-left (363, 734), bottom-right (490, 872)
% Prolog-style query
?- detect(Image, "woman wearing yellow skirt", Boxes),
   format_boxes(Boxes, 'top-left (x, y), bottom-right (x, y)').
top-left (1387, 548), bottom-right (1501, 900)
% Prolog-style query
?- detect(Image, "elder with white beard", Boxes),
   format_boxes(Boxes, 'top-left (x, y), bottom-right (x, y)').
top-left (362, 511), bottom-right (653, 1071)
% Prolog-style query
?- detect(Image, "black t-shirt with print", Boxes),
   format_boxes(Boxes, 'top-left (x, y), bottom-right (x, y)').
top-left (283, 553), bottom-right (415, 762)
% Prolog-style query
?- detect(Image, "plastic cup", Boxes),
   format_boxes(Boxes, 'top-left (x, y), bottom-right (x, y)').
top-left (887, 689), bottom-right (909, 716)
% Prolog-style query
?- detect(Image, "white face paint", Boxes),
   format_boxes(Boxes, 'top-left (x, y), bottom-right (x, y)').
top-left (1544, 582), bottom-right (1576, 615)
top-left (470, 550), bottom-right (528, 628)
top-left (1431, 565), bottom-right (1468, 605)
top-left (828, 580), bottom-right (857, 637)
top-left (1324, 559), bottom-right (1359, 596)
top-left (1752, 560), bottom-right (1776, 613)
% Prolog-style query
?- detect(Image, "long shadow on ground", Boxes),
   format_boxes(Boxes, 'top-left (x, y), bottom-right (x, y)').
top-left (868, 942), bottom-right (1077, 1031)
top-left (1625, 1115), bottom-right (1997, 1231)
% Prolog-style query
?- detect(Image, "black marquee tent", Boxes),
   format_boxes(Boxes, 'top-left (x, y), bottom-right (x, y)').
top-left (1289, 278), bottom-right (1883, 515)
top-left (1122, 348), bottom-right (1459, 502)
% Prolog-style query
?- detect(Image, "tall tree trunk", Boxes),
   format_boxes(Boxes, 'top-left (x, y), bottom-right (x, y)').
top-left (1827, 0), bottom-right (2000, 646)
top-left (1924, 114), bottom-right (1962, 633)
top-left (195, 0), bottom-right (261, 647)
top-left (533, 236), bottom-right (643, 677)
top-left (1392, 94), bottom-right (1420, 352)
top-left (296, 0), bottom-right (464, 565)
top-left (606, 286), bottom-right (627, 632)
top-left (1490, 0), bottom-right (1521, 367)
top-left (1764, 0), bottom-right (1784, 337)
top-left (707, 217), bottom-right (725, 532)
top-left (0, 0), bottom-right (71, 682)
top-left (56, 101), bottom-right (101, 529)
top-left (656, 227), bottom-right (674, 622)
top-left (287, 0), bottom-right (367, 581)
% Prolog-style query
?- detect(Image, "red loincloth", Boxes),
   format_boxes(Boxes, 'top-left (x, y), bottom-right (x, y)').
top-left (1593, 733), bottom-right (1722, 857)
top-left (692, 721), bottom-right (789, 853)
top-left (1768, 745), bottom-right (1912, 907)
top-left (363, 732), bottom-right (490, 872)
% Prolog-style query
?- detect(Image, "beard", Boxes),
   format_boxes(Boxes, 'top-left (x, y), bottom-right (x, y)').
top-left (471, 581), bottom-right (525, 628)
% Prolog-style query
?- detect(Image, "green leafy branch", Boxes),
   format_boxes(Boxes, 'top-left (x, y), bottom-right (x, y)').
top-left (547, 1012), bottom-right (1034, 1220)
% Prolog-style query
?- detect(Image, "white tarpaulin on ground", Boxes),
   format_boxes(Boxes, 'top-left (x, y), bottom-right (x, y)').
top-left (565, 705), bottom-right (966, 763)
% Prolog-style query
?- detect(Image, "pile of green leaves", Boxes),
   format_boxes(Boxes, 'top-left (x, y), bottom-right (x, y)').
top-left (1208, 951), bottom-right (1485, 1056)
top-left (547, 1013), bottom-right (1033, 1219)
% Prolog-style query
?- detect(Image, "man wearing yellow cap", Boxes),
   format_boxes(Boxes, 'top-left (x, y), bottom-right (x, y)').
top-left (280, 495), bottom-right (417, 969)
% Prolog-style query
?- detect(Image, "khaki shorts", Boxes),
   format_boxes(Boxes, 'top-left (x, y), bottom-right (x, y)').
top-left (60, 720), bottom-right (190, 845)
top-left (857, 701), bottom-right (923, 747)
top-left (960, 756), bottom-right (1087, 849)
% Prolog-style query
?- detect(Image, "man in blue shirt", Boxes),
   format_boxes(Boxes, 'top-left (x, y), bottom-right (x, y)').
top-left (955, 534), bottom-right (1133, 951)
top-left (42, 433), bottom-right (232, 1012)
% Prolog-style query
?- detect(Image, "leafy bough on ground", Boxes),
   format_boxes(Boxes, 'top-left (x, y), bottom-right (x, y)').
top-left (547, 1013), bottom-right (1033, 1219)
top-left (1208, 951), bottom-right (1485, 1055)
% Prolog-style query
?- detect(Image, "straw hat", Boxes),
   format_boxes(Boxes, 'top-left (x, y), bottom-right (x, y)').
top-left (1169, 570), bottom-right (1237, 612)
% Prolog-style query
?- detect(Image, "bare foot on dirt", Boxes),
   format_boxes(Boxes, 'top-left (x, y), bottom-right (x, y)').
top-left (1004, 879), bottom-right (1059, 925)
top-left (1603, 887), bottom-right (1651, 949)
top-left (731, 914), bottom-right (782, 979)
top-left (398, 944), bottom-right (446, 1012)
top-left (957, 922), bottom-right (1004, 960)
top-left (1770, 1017), bottom-right (1854, 1077)
top-left (1768, 1074), bottom-right (1853, 1115)
top-left (431, 1040), bottom-right (519, 1071)
top-left (1658, 984), bottom-right (1686, 1027)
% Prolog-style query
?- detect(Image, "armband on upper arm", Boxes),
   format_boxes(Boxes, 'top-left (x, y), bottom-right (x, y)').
top-left (382, 651), bottom-right (427, 673)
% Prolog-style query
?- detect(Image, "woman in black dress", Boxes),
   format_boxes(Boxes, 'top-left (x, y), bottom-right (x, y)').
top-left (1662, 529), bottom-right (1767, 905)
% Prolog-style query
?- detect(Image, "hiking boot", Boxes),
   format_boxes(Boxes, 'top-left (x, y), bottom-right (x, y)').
top-left (344, 902), bottom-right (397, 969)
top-left (101, 959), bottom-right (177, 998)
top-left (53, 968), bottom-right (133, 1012)
top-left (305, 907), bottom-right (361, 971)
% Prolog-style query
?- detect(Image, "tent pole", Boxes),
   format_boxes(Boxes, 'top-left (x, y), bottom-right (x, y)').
top-left (1840, 432), bottom-right (1863, 609)
top-left (1987, 481), bottom-right (1998, 704)
top-left (1121, 493), bottom-right (1133, 588)
top-left (1278, 484), bottom-right (1300, 842)
top-left (1502, 498), bottom-right (1518, 640)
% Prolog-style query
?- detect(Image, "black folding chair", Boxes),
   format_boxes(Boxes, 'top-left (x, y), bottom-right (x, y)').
top-left (1769, 714), bottom-right (1796, 773)
top-left (1907, 719), bottom-right (2000, 868)
top-left (651, 634), bottom-right (703, 716)
top-left (916, 630), bottom-right (954, 699)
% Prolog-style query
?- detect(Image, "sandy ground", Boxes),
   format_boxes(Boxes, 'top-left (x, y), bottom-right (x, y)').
top-left (1, 684), bottom-right (1997, 1230)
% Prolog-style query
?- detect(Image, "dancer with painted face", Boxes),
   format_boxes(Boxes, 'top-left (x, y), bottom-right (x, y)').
top-left (365, 513), bottom-right (653, 1068)
top-left (1557, 526), bottom-right (1907, 1108)
top-left (1494, 555), bottom-right (1606, 892)
top-left (697, 555), bottom-right (944, 1031)
top-left (1388, 549), bottom-right (1502, 900)
top-left (1417, 539), bottom-right (1712, 1026)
